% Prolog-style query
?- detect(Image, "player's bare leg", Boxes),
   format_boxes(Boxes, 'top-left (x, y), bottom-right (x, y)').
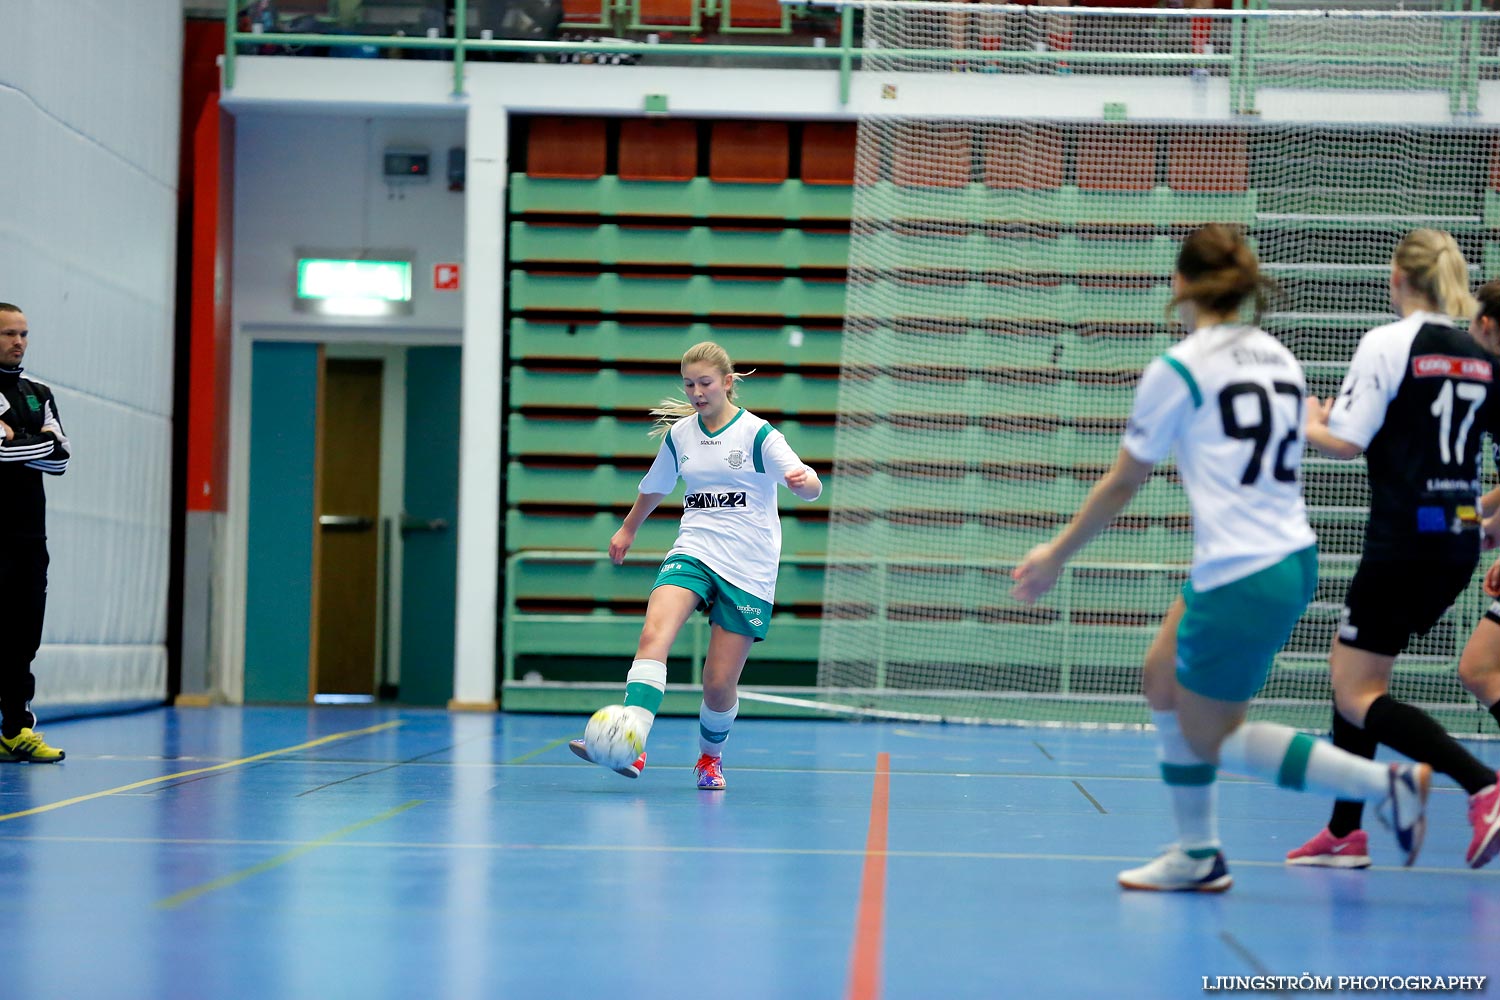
top-left (695, 626), bottom-right (753, 789)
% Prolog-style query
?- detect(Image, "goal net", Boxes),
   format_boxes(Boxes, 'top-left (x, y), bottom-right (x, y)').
top-left (812, 0), bottom-right (1499, 733)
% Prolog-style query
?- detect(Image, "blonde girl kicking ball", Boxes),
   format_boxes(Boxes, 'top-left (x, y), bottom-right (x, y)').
top-left (570, 342), bottom-right (822, 789)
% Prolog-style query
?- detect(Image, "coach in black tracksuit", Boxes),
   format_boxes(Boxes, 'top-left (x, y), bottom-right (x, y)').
top-left (0, 304), bottom-right (69, 763)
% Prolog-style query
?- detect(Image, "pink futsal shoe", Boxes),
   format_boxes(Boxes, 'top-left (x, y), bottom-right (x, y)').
top-left (1466, 778), bottom-right (1500, 869)
top-left (568, 738), bottom-right (646, 779)
top-left (1285, 827), bottom-right (1372, 869)
top-left (694, 753), bottom-right (726, 790)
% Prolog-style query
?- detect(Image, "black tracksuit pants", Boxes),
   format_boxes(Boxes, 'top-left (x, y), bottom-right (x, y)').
top-left (0, 538), bottom-right (47, 738)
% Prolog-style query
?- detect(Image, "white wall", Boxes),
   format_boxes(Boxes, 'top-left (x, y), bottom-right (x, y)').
top-left (234, 112), bottom-right (469, 335)
top-left (0, 0), bottom-right (181, 712)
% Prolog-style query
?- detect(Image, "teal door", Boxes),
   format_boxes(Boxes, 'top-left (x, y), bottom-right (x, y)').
top-left (244, 342), bottom-right (319, 703)
top-left (397, 347), bottom-right (461, 705)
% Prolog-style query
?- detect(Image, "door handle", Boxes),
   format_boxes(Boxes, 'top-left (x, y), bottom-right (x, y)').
top-left (319, 514), bottom-right (376, 531)
top-left (400, 514), bottom-right (450, 534)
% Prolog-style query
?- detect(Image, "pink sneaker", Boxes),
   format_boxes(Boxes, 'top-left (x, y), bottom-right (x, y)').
top-left (1466, 779), bottom-right (1500, 869)
top-left (1285, 827), bottom-right (1372, 869)
top-left (694, 753), bottom-right (726, 790)
top-left (569, 738), bottom-right (646, 779)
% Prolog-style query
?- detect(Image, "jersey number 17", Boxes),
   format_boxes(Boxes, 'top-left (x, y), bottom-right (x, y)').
top-left (1430, 379), bottom-right (1487, 466)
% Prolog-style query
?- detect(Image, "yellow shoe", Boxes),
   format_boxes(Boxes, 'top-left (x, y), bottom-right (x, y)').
top-left (0, 728), bottom-right (64, 763)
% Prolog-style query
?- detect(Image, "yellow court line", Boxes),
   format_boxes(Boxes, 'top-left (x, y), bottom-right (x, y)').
top-left (505, 736), bottom-right (571, 765)
top-left (155, 799), bottom-right (424, 910)
top-left (0, 720), bottom-right (405, 823)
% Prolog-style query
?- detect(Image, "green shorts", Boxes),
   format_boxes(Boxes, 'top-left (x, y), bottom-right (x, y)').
top-left (653, 554), bottom-right (773, 641)
top-left (1176, 545), bottom-right (1318, 703)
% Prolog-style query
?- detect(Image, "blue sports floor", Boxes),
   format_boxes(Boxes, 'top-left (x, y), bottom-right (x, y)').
top-left (2, 706), bottom-right (1496, 999)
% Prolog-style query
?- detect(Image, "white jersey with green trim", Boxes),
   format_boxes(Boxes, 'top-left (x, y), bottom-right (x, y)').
top-left (1121, 324), bottom-right (1317, 591)
top-left (638, 407), bottom-right (811, 602)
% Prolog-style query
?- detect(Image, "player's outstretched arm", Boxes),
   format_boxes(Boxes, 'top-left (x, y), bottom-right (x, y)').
top-left (610, 491), bottom-right (667, 565)
top-left (783, 465), bottom-right (821, 501)
top-left (1011, 448), bottom-right (1154, 605)
top-left (1304, 395), bottom-right (1363, 459)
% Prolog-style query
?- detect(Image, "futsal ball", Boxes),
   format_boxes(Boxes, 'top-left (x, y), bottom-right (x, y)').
top-left (585, 704), bottom-right (648, 770)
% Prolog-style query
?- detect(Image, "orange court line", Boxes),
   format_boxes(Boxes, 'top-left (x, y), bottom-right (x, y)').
top-left (0, 720), bottom-right (405, 823)
top-left (847, 751), bottom-right (891, 1000)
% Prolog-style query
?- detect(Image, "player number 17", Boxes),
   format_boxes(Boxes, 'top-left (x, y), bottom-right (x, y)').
top-left (1430, 379), bottom-right (1486, 466)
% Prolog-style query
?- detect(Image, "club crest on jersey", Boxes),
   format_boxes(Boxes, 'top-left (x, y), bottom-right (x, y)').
top-left (685, 491), bottom-right (747, 509)
top-left (726, 449), bottom-right (745, 469)
top-left (1411, 355), bottom-right (1493, 381)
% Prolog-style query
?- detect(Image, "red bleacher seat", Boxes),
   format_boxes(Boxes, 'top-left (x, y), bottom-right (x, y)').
top-left (984, 124), bottom-right (1064, 190)
top-left (526, 117), bottom-right (608, 180)
top-left (892, 123), bottom-right (971, 189)
top-left (801, 123), bottom-right (856, 186)
top-left (1167, 129), bottom-right (1248, 193)
top-left (618, 119), bottom-right (699, 181)
top-left (1076, 127), bottom-right (1156, 191)
top-left (710, 121), bottom-right (790, 184)
top-left (635, 0), bottom-right (697, 26)
top-left (561, 0), bottom-right (607, 22)
top-left (724, 0), bottom-right (786, 28)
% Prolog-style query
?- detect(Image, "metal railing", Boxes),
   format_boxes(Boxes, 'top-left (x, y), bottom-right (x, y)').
top-left (225, 1), bottom-right (1500, 114)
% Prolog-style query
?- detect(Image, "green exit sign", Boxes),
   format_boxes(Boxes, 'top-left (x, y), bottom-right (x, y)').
top-left (296, 258), bottom-right (413, 316)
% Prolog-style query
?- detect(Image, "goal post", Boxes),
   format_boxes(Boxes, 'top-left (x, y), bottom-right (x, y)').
top-left (807, 1), bottom-right (1499, 733)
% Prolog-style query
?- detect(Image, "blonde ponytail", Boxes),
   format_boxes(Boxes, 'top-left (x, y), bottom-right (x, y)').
top-left (1394, 229), bottom-right (1477, 319)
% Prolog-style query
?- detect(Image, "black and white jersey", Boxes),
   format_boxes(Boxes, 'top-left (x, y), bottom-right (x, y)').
top-left (1327, 310), bottom-right (1500, 560)
top-left (0, 367), bottom-right (70, 540)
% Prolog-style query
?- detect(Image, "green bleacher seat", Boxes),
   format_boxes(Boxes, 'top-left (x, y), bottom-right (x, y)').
top-left (513, 559), bottom-right (659, 603)
top-left (506, 462), bottom-right (644, 506)
top-left (853, 184), bottom-right (1255, 228)
top-left (507, 462), bottom-right (841, 515)
top-left (1058, 331), bottom-right (1170, 373)
top-left (508, 615), bottom-right (647, 657)
top-left (1065, 566), bottom-right (1184, 613)
top-left (1129, 477), bottom-right (1190, 518)
top-left (507, 414), bottom-right (836, 464)
top-left (511, 272), bottom-right (847, 319)
top-left (508, 509), bottom-right (675, 552)
top-left (1065, 625), bottom-right (1159, 668)
top-left (508, 176), bottom-right (855, 221)
top-left (506, 509), bottom-right (830, 555)
top-left (834, 419), bottom-right (989, 464)
top-left (509, 223), bottom-right (850, 270)
top-left (507, 414), bottom-right (658, 460)
top-left (977, 425), bottom-right (1122, 467)
top-left (509, 366), bottom-right (843, 417)
top-left (509, 368), bottom-right (669, 411)
top-left (508, 320), bottom-right (845, 367)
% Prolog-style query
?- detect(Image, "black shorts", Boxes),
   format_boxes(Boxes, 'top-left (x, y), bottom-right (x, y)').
top-left (1339, 558), bottom-right (1476, 657)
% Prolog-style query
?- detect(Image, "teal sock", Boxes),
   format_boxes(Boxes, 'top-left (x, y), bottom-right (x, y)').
top-left (1154, 710), bottom-right (1219, 851)
top-left (623, 659), bottom-right (667, 717)
top-left (1219, 721), bottom-right (1386, 801)
top-left (698, 700), bottom-right (739, 757)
